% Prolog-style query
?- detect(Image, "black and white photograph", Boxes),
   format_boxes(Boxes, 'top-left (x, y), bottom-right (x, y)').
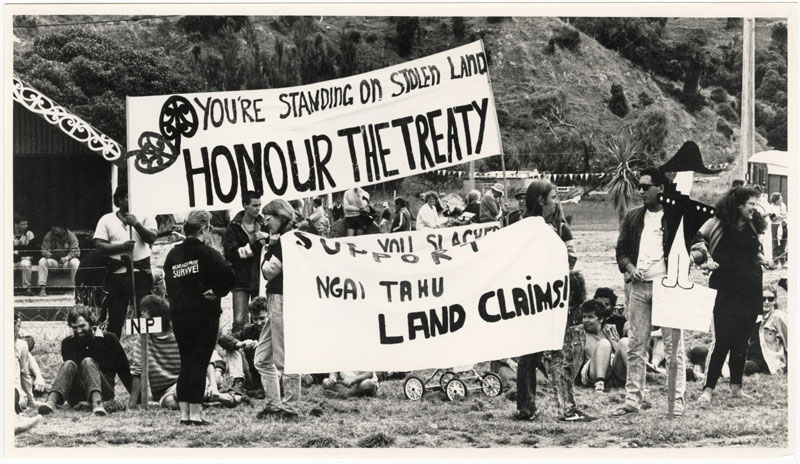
top-left (4, 2), bottom-right (795, 460)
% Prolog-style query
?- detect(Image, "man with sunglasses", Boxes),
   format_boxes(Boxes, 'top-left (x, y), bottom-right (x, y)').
top-left (744, 285), bottom-right (787, 376)
top-left (611, 167), bottom-right (686, 417)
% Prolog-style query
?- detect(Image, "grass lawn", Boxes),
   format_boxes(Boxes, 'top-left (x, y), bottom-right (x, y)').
top-left (12, 226), bottom-right (790, 450)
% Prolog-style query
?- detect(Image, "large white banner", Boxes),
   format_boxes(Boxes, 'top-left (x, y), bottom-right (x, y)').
top-left (282, 218), bottom-right (570, 374)
top-left (126, 41), bottom-right (501, 217)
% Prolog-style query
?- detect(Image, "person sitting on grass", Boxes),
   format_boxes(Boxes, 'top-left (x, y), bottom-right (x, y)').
top-left (218, 296), bottom-right (269, 399)
top-left (14, 313), bottom-right (46, 411)
top-left (569, 299), bottom-right (628, 393)
top-left (322, 371), bottom-right (379, 399)
top-left (744, 284), bottom-right (787, 376)
top-left (593, 287), bottom-right (626, 339)
top-left (129, 295), bottom-right (237, 409)
top-left (38, 305), bottom-right (132, 417)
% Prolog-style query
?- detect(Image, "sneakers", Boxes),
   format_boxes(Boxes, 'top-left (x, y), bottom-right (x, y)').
top-left (37, 400), bottom-right (57, 415)
top-left (512, 410), bottom-right (537, 421)
top-left (594, 380), bottom-right (605, 393)
top-left (559, 408), bottom-right (596, 422)
top-left (92, 403), bottom-right (108, 416)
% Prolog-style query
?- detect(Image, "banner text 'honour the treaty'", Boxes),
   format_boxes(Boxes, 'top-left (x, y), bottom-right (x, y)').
top-left (126, 41), bottom-right (501, 216)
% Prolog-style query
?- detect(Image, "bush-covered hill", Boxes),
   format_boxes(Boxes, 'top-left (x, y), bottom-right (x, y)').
top-left (13, 15), bottom-right (784, 184)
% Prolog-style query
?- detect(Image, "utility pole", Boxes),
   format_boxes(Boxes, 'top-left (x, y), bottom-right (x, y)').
top-left (741, 18), bottom-right (755, 182)
top-left (468, 160), bottom-right (475, 192)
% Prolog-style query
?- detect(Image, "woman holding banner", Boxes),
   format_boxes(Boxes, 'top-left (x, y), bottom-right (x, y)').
top-left (691, 186), bottom-right (770, 404)
top-left (254, 199), bottom-right (301, 420)
top-left (164, 210), bottom-right (235, 426)
top-left (514, 180), bottom-right (593, 422)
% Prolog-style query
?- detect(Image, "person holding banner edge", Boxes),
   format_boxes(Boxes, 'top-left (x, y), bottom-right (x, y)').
top-left (690, 186), bottom-right (770, 404)
top-left (93, 185), bottom-right (157, 339)
top-left (223, 192), bottom-right (269, 335)
top-left (515, 180), bottom-right (593, 422)
top-left (611, 168), bottom-right (686, 417)
top-left (255, 199), bottom-right (302, 420)
top-left (164, 210), bottom-right (235, 426)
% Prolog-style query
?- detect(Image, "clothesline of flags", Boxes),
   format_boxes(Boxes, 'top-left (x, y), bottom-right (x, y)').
top-left (432, 163), bottom-right (730, 183)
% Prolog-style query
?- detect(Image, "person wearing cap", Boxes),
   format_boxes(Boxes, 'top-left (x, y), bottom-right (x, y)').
top-left (416, 192), bottom-right (442, 230)
top-left (479, 183), bottom-right (505, 223)
top-left (93, 185), bottom-right (157, 339)
top-left (37, 221), bottom-right (81, 296)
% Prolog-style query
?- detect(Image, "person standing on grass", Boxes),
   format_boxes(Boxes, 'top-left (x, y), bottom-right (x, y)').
top-left (255, 199), bottom-right (301, 420)
top-left (93, 185), bottom-right (157, 339)
top-left (165, 210), bottom-right (235, 426)
top-left (38, 305), bottom-right (132, 417)
top-left (611, 167), bottom-right (686, 418)
top-left (223, 191), bottom-right (269, 337)
top-left (391, 197), bottom-right (412, 232)
top-left (343, 187), bottom-right (370, 236)
top-left (690, 186), bottom-right (772, 404)
top-left (515, 180), bottom-right (594, 422)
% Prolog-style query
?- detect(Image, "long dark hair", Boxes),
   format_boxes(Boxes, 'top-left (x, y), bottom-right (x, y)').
top-left (713, 186), bottom-right (766, 233)
top-left (523, 180), bottom-right (564, 227)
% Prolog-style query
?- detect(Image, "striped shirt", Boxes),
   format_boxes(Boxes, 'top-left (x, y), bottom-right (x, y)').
top-left (129, 332), bottom-right (181, 395)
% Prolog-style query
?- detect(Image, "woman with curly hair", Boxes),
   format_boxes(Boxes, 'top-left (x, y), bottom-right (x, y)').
top-left (691, 186), bottom-right (770, 403)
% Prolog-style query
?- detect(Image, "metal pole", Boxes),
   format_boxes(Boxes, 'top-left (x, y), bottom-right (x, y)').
top-left (741, 18), bottom-right (755, 182)
top-left (479, 39), bottom-right (507, 223)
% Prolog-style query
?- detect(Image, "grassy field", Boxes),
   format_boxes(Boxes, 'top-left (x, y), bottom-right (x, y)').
top-left (12, 223), bottom-right (791, 451)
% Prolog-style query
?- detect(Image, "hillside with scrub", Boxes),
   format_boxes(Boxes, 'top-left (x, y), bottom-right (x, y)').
top-left (13, 15), bottom-right (787, 191)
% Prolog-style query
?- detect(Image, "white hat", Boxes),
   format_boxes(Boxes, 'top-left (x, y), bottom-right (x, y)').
top-left (490, 183), bottom-right (505, 195)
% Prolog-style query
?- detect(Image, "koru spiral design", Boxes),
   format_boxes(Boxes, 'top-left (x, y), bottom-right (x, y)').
top-left (128, 96), bottom-right (199, 174)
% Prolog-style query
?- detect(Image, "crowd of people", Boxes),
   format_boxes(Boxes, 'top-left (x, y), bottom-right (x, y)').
top-left (12, 172), bottom-right (789, 432)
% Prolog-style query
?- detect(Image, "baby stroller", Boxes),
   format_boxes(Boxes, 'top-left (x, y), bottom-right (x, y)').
top-left (403, 365), bottom-right (503, 401)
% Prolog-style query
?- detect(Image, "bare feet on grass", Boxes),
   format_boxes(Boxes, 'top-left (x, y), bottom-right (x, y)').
top-left (697, 388), bottom-right (713, 406)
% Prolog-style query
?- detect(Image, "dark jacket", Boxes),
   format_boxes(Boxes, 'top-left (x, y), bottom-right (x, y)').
top-left (223, 211), bottom-right (266, 291)
top-left (218, 323), bottom-right (261, 351)
top-left (61, 332), bottom-right (132, 392)
top-left (164, 237), bottom-right (235, 317)
top-left (615, 205), bottom-right (670, 277)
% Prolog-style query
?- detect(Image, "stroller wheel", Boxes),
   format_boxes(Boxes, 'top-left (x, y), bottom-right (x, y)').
top-left (445, 379), bottom-right (467, 401)
top-left (439, 371), bottom-right (457, 391)
top-left (480, 373), bottom-right (503, 397)
top-left (403, 376), bottom-right (424, 401)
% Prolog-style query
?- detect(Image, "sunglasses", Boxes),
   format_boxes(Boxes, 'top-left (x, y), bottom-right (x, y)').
top-left (762, 296), bottom-right (775, 302)
top-left (637, 183), bottom-right (655, 191)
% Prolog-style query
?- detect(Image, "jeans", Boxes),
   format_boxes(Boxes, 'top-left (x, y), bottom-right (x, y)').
top-left (105, 271), bottom-right (153, 339)
top-left (231, 289), bottom-right (254, 335)
top-left (50, 358), bottom-right (115, 406)
top-left (254, 294), bottom-right (300, 414)
top-left (226, 348), bottom-right (261, 390)
top-left (37, 257), bottom-right (80, 286)
top-left (704, 307), bottom-right (759, 389)
top-left (625, 281), bottom-right (686, 411)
